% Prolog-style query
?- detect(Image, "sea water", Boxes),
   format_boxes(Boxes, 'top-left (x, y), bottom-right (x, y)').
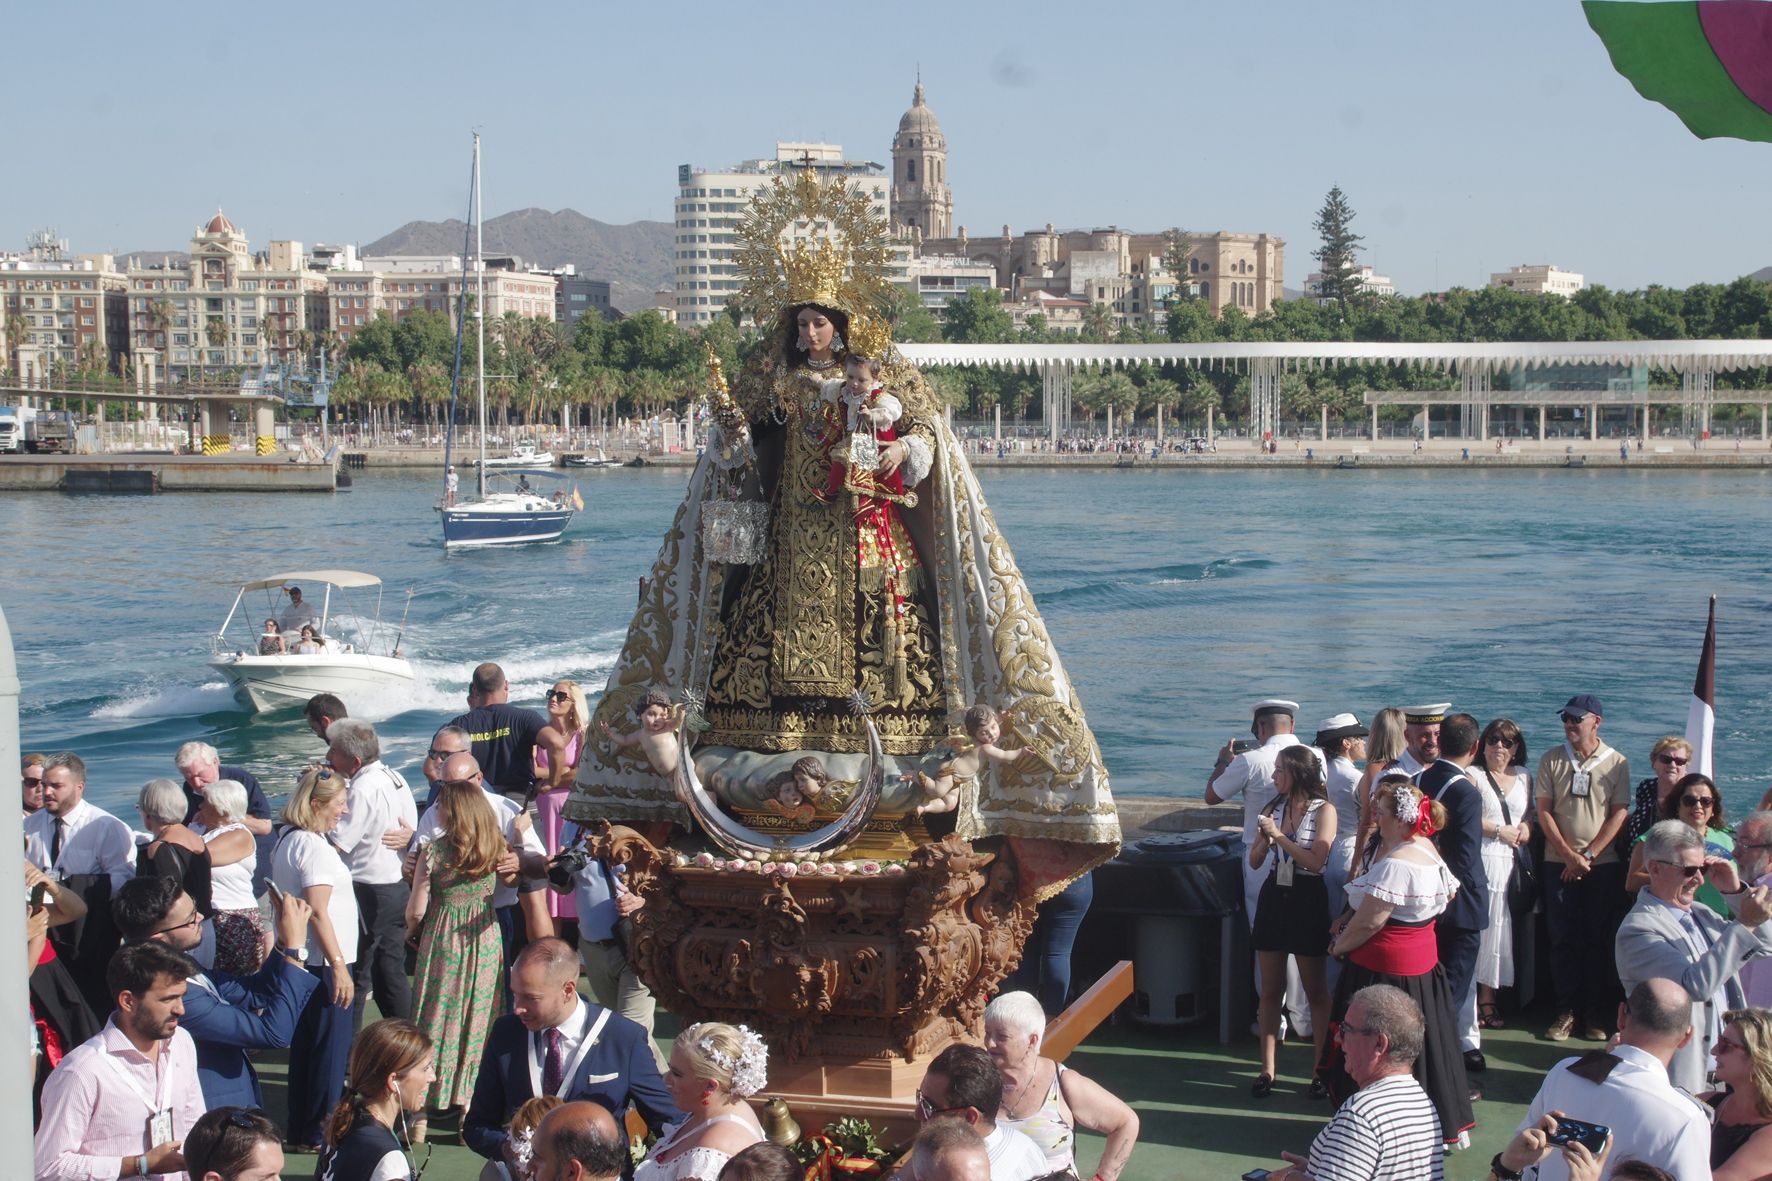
top-left (3, 465), bottom-right (1769, 818)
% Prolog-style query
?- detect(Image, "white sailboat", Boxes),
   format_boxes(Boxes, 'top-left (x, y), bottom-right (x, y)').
top-left (440, 133), bottom-right (578, 548)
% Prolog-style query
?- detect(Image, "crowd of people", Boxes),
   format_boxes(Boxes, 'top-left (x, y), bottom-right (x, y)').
top-left (25, 668), bottom-right (1772, 1181)
top-left (1208, 693), bottom-right (1772, 1180)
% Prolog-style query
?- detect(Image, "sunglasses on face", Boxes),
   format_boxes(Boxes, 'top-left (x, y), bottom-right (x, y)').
top-left (1681, 795), bottom-right (1715, 809)
top-left (547, 690), bottom-right (571, 702)
top-left (1654, 860), bottom-right (1706, 879)
top-left (1484, 736), bottom-right (1514, 746)
top-left (427, 748), bottom-right (467, 761)
top-left (1717, 1034), bottom-right (1748, 1054)
top-left (915, 1091), bottom-right (965, 1120)
top-left (22, 776), bottom-right (42, 786)
top-left (1658, 755), bottom-right (1690, 767)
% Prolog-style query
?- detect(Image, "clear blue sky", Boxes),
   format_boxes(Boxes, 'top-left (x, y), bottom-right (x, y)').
top-left (8, 0), bottom-right (1770, 294)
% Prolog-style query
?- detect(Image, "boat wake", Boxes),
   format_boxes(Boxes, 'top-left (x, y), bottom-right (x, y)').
top-left (93, 682), bottom-right (240, 721)
top-left (1039, 557), bottom-right (1271, 610)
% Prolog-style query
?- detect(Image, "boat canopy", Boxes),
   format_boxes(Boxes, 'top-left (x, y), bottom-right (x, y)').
top-left (487, 469), bottom-right (571, 482)
top-left (235, 570), bottom-right (384, 592)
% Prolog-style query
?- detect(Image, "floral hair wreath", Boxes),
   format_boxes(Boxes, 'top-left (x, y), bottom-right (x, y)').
top-left (695, 1023), bottom-right (769, 1098)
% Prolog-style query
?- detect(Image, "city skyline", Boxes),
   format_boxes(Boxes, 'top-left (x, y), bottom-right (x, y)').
top-left (7, 0), bottom-right (1770, 298)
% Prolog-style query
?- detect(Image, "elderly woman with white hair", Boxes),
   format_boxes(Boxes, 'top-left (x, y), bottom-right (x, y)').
top-left (193, 778), bottom-right (264, 974)
top-left (983, 991), bottom-right (1139, 1181)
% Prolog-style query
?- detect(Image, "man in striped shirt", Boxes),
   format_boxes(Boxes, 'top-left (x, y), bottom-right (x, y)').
top-left (1267, 984), bottom-right (1443, 1181)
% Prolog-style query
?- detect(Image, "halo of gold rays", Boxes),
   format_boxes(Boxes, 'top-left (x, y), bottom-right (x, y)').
top-left (733, 167), bottom-right (895, 322)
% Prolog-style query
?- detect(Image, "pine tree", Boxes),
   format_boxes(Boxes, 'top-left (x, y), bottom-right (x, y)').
top-left (1313, 185), bottom-right (1366, 314)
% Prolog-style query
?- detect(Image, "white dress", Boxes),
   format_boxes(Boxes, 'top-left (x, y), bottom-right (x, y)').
top-left (1472, 765), bottom-right (1531, 988)
top-left (632, 1113), bottom-right (762, 1181)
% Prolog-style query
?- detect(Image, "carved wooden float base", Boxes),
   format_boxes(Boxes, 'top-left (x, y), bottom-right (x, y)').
top-left (591, 825), bottom-right (1035, 1105)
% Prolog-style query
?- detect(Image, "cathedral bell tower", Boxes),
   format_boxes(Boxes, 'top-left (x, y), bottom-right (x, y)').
top-left (890, 79), bottom-right (952, 239)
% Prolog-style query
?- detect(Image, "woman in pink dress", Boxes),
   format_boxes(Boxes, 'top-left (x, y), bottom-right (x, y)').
top-left (530, 678), bottom-right (590, 939)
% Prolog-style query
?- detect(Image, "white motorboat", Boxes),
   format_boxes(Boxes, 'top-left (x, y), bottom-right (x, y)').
top-left (207, 570), bottom-right (414, 712)
top-left (480, 442), bottom-right (555, 469)
top-left (562, 448), bottom-right (621, 469)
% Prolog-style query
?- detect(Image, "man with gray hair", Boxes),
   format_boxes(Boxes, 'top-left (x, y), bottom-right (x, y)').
top-left (1264, 984), bottom-right (1441, 1181)
top-left (174, 739), bottom-right (274, 893)
top-left (326, 716), bottom-right (420, 1022)
top-left (913, 1119), bottom-right (991, 1181)
top-left (1490, 979), bottom-right (1709, 1181)
top-left (1615, 817), bottom-right (1772, 1091)
top-left (1735, 808), bottom-right (1772, 1007)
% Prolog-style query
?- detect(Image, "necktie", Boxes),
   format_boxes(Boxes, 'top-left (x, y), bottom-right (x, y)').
top-left (542, 1026), bottom-right (565, 1096)
top-left (49, 818), bottom-right (66, 867)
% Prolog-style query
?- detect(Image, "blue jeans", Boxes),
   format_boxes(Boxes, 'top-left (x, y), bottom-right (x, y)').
top-left (286, 964), bottom-right (355, 1146)
top-left (1007, 872), bottom-right (1094, 1013)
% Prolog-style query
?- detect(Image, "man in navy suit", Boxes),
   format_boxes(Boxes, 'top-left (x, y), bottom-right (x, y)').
top-left (113, 875), bottom-right (319, 1110)
top-left (465, 937), bottom-right (681, 1166)
top-left (1415, 711), bottom-right (1491, 1081)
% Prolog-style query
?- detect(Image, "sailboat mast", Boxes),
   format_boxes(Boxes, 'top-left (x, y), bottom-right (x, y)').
top-left (475, 133), bottom-right (488, 500)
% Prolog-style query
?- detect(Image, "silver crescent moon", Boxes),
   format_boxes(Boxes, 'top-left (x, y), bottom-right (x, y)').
top-left (671, 717), bottom-right (885, 860)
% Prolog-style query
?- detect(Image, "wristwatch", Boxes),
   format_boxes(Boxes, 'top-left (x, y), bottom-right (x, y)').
top-left (1582, 849), bottom-right (1597, 863)
top-left (1489, 1152), bottom-right (1524, 1180)
top-left (279, 945), bottom-right (309, 963)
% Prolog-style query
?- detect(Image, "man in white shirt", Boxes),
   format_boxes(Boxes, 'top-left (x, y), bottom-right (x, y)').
top-left (25, 751), bottom-right (137, 1017)
top-left (326, 717), bottom-right (419, 1023)
top-left (278, 584), bottom-right (321, 634)
top-left (915, 1044), bottom-right (1046, 1181)
top-left (1489, 978), bottom-right (1711, 1181)
top-left (35, 940), bottom-right (207, 1181)
top-left (1207, 699), bottom-right (1321, 1034)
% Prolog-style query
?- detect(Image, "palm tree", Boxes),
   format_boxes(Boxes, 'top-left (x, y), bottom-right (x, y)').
top-left (3, 313), bottom-right (26, 378)
top-left (204, 316), bottom-right (231, 385)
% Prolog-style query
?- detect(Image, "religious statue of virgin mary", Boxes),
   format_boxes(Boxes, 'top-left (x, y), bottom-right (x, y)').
top-left (570, 169), bottom-right (1118, 897)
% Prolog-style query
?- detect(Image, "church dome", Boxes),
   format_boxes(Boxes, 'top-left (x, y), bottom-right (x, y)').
top-left (896, 82), bottom-right (942, 136)
top-left (204, 209), bottom-right (238, 235)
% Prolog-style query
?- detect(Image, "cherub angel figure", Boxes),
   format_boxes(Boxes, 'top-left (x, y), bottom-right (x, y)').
top-left (599, 688), bottom-right (688, 778)
top-left (908, 703), bottom-right (1031, 817)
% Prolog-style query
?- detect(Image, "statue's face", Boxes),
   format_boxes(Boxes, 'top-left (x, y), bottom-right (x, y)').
top-left (797, 307), bottom-right (835, 356)
top-left (640, 703), bottom-right (672, 732)
top-left (794, 771), bottom-right (823, 800)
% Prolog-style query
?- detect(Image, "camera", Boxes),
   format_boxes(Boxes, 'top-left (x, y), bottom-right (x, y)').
top-left (547, 843), bottom-right (591, 890)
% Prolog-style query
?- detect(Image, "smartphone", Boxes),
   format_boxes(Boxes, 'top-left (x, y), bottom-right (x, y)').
top-left (1241, 1170), bottom-right (1272, 1181)
top-left (1548, 1117), bottom-right (1610, 1153)
top-left (267, 880), bottom-right (287, 905)
top-left (29, 882), bottom-right (47, 908)
top-left (1231, 738), bottom-right (1256, 754)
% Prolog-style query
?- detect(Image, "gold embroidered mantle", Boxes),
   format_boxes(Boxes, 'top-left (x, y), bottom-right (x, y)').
top-left (569, 348), bottom-right (1121, 898)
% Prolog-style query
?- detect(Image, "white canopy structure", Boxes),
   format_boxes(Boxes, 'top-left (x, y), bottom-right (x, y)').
top-left (897, 340), bottom-right (1772, 443)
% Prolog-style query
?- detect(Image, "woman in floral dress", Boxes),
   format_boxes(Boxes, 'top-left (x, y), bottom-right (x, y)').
top-left (405, 777), bottom-right (508, 1140)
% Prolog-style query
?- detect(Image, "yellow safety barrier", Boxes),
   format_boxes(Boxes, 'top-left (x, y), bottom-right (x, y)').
top-left (202, 434), bottom-right (231, 455)
top-left (255, 435), bottom-right (277, 456)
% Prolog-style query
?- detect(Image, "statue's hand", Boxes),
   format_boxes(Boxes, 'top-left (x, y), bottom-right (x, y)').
top-left (876, 438), bottom-right (906, 477)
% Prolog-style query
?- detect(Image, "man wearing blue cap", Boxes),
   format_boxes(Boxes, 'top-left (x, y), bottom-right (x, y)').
top-left (1535, 694), bottom-right (1632, 1042)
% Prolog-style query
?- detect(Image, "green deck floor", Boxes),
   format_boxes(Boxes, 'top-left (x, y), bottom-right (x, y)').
top-left (252, 1003), bottom-right (1581, 1181)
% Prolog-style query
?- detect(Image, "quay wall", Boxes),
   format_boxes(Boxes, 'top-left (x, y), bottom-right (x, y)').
top-left (0, 454), bottom-right (336, 492)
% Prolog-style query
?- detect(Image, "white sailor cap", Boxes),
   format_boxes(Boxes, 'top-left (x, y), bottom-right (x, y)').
top-left (1252, 699), bottom-right (1300, 719)
top-left (1315, 713), bottom-right (1368, 741)
top-left (1403, 703), bottom-right (1452, 725)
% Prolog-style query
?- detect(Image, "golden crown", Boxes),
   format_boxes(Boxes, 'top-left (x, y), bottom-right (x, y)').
top-left (734, 168), bottom-right (894, 322)
top-left (845, 312), bottom-right (892, 359)
top-left (776, 237), bottom-right (846, 307)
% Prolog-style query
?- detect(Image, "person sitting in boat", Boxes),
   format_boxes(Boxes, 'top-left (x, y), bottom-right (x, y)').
top-left (293, 625), bottom-right (325, 655)
top-left (516, 475), bottom-right (533, 496)
top-left (258, 620), bottom-right (286, 656)
top-left (279, 585), bottom-right (322, 635)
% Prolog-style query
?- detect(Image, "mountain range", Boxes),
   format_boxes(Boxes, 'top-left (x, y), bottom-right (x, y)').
top-left (361, 208), bottom-right (673, 313)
